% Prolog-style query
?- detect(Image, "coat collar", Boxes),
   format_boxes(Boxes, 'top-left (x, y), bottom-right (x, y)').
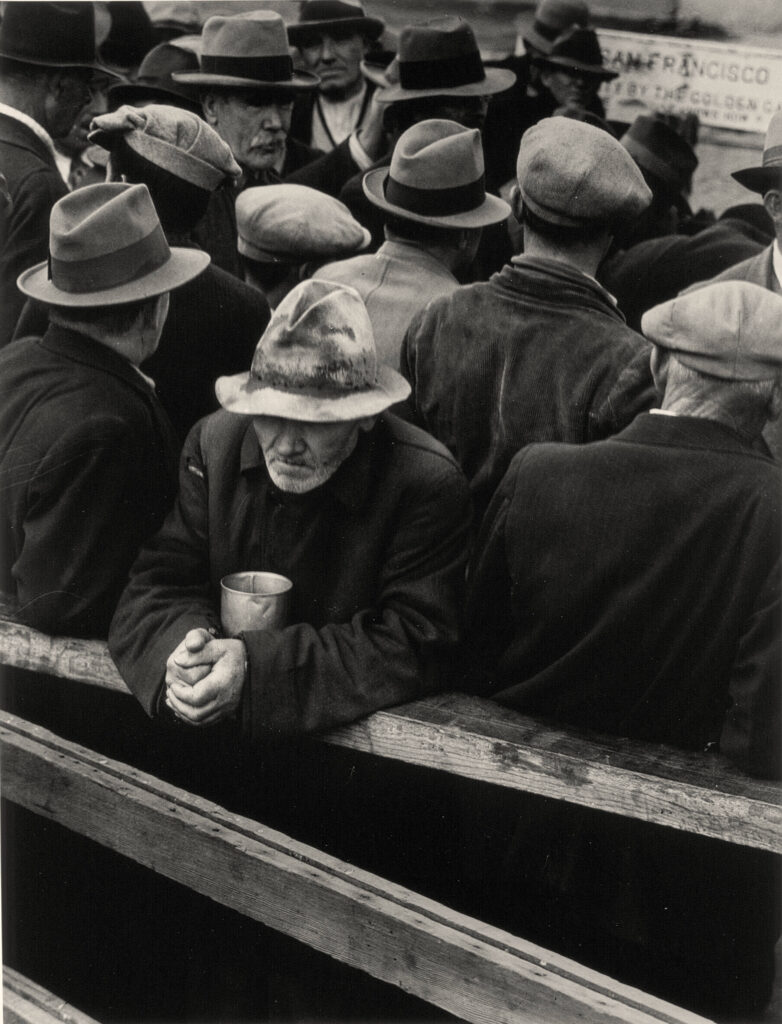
top-left (39, 323), bottom-right (158, 398)
top-left (0, 106), bottom-right (57, 165)
top-left (615, 411), bottom-right (772, 460)
top-left (500, 255), bottom-right (623, 320)
top-left (238, 416), bottom-right (377, 512)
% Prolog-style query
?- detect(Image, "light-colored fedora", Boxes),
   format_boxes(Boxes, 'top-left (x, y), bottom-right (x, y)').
top-left (173, 11), bottom-right (319, 91)
top-left (363, 119), bottom-right (511, 229)
top-left (732, 110), bottom-right (782, 195)
top-left (374, 17), bottom-right (515, 104)
top-left (216, 279), bottom-right (410, 421)
top-left (18, 182), bottom-right (209, 307)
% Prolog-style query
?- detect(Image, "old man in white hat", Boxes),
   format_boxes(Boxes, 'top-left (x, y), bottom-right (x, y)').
top-left (465, 280), bottom-right (782, 1018)
top-left (109, 278), bottom-right (471, 737)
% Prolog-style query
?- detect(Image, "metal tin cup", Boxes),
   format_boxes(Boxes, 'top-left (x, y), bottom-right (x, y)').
top-left (220, 571), bottom-right (293, 636)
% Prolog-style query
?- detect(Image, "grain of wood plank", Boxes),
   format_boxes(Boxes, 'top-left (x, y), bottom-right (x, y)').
top-left (0, 711), bottom-right (713, 1024)
top-left (3, 967), bottom-right (100, 1024)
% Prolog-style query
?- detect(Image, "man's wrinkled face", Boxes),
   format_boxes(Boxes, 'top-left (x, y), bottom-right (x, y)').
top-left (297, 29), bottom-right (368, 97)
top-left (541, 67), bottom-right (601, 109)
top-left (253, 415), bottom-right (364, 493)
top-left (204, 91), bottom-right (293, 172)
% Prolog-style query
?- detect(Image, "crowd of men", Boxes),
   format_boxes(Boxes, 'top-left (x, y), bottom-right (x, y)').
top-left (1, 1), bottom-right (781, 1020)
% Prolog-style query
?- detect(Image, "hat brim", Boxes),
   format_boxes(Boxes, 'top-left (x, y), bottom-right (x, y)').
top-left (288, 17), bottom-right (385, 46)
top-left (108, 82), bottom-right (203, 114)
top-left (360, 56), bottom-right (392, 88)
top-left (522, 30), bottom-right (557, 56)
top-left (375, 66), bottom-right (516, 103)
top-left (172, 70), bottom-right (319, 91)
top-left (215, 363), bottom-right (411, 421)
top-left (534, 56), bottom-right (618, 81)
top-left (0, 49), bottom-right (122, 79)
top-left (362, 167), bottom-right (511, 229)
top-left (731, 166), bottom-right (782, 195)
top-left (17, 247), bottom-right (209, 307)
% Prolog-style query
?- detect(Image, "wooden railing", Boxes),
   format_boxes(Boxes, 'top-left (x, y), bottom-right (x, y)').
top-left (2, 611), bottom-right (778, 1023)
top-left (3, 967), bottom-right (100, 1024)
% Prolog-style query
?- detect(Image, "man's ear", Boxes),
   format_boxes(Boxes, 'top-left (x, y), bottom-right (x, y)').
top-left (762, 188), bottom-right (782, 229)
top-left (649, 346), bottom-right (669, 397)
top-left (510, 184), bottom-right (523, 224)
top-left (201, 92), bottom-right (219, 127)
top-left (768, 381), bottom-right (782, 423)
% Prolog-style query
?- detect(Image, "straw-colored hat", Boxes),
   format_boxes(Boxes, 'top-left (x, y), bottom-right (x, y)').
top-left (732, 110), bottom-right (782, 195)
top-left (173, 11), bottom-right (318, 91)
top-left (216, 279), bottom-right (410, 421)
top-left (18, 183), bottom-right (209, 307)
top-left (363, 119), bottom-right (510, 228)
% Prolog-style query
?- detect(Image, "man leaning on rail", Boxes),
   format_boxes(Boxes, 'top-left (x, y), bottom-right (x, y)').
top-left (108, 278), bottom-right (472, 737)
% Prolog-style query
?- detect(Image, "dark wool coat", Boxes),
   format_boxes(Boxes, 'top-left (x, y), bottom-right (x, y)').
top-left (401, 255), bottom-right (657, 520)
top-left (109, 411), bottom-right (472, 737)
top-left (0, 325), bottom-right (179, 637)
top-left (0, 113), bottom-right (67, 348)
top-left (466, 413), bottom-right (781, 778)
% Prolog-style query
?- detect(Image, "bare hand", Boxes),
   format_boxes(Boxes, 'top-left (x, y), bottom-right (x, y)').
top-left (165, 633), bottom-right (247, 727)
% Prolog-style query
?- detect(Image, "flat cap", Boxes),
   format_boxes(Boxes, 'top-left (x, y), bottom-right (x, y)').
top-left (642, 282), bottom-right (782, 381)
top-left (517, 116), bottom-right (651, 228)
top-left (236, 184), bottom-right (371, 263)
top-left (89, 105), bottom-right (240, 191)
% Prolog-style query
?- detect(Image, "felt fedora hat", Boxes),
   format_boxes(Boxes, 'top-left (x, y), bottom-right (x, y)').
top-left (173, 11), bottom-right (318, 91)
top-left (363, 118), bottom-right (510, 228)
top-left (18, 182), bottom-right (209, 307)
top-left (216, 279), bottom-right (410, 421)
top-left (732, 110), bottom-right (782, 195)
top-left (375, 17), bottom-right (516, 104)
top-left (89, 105), bottom-right (241, 191)
top-left (523, 0), bottom-right (590, 55)
top-left (108, 42), bottom-right (203, 114)
top-left (621, 115), bottom-right (697, 213)
top-left (534, 26), bottom-right (618, 81)
top-left (0, 1), bottom-right (119, 76)
top-left (287, 1), bottom-right (384, 47)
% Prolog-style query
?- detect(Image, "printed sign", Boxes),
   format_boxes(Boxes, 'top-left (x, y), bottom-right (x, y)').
top-left (596, 30), bottom-right (782, 133)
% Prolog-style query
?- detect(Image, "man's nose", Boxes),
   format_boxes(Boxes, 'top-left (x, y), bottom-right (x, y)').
top-left (320, 36), bottom-right (336, 60)
top-left (260, 105), bottom-right (285, 131)
top-left (275, 424), bottom-right (305, 454)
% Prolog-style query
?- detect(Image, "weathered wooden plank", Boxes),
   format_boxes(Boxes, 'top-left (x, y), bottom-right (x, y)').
top-left (0, 711), bottom-right (712, 1024)
top-left (3, 967), bottom-right (101, 1024)
top-left (1, 613), bottom-right (779, 852)
top-left (327, 693), bottom-right (782, 854)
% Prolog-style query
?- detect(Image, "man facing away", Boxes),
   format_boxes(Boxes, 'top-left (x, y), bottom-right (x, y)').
top-left (0, 1), bottom-right (117, 345)
top-left (465, 280), bottom-right (782, 1018)
top-left (315, 118), bottom-right (509, 368)
top-left (0, 183), bottom-right (208, 637)
top-left (401, 115), bottom-right (657, 521)
top-left (108, 279), bottom-right (472, 737)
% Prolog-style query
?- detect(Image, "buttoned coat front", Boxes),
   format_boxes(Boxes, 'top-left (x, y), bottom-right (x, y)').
top-left (0, 325), bottom-right (179, 637)
top-left (108, 411), bottom-right (472, 738)
top-left (401, 255), bottom-right (657, 520)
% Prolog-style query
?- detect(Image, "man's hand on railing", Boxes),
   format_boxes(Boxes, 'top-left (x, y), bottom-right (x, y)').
top-left (165, 629), bottom-right (247, 727)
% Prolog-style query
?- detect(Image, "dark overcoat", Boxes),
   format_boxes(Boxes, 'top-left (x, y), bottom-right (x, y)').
top-left (0, 113), bottom-right (67, 347)
top-left (401, 255), bottom-right (657, 520)
top-left (0, 325), bottom-right (179, 637)
top-left (108, 411), bottom-right (472, 737)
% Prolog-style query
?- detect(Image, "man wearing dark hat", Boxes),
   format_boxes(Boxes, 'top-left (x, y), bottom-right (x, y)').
top-left (107, 40), bottom-right (203, 116)
top-left (109, 277), bottom-right (472, 737)
top-left (288, 1), bottom-right (385, 153)
top-left (465, 280), bottom-right (782, 1018)
top-left (0, 182), bottom-right (208, 638)
top-left (402, 116), bottom-right (656, 521)
top-left (316, 119), bottom-right (510, 367)
top-left (0, 1), bottom-right (118, 346)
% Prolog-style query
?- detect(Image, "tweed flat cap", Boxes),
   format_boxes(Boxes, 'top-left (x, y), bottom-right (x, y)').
top-left (516, 116), bottom-right (651, 227)
top-left (89, 105), bottom-right (241, 191)
top-left (236, 184), bottom-right (371, 263)
top-left (642, 282), bottom-right (782, 381)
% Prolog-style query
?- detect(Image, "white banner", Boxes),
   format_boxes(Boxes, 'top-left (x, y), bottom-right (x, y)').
top-left (596, 30), bottom-right (782, 133)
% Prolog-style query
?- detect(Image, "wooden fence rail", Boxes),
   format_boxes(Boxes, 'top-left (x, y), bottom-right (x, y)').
top-left (3, 968), bottom-right (101, 1024)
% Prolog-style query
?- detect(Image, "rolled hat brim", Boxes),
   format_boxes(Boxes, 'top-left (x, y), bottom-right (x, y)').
top-left (732, 166), bottom-right (782, 195)
top-left (360, 56), bottom-right (392, 88)
top-left (215, 363), bottom-right (411, 421)
top-left (375, 66), bottom-right (516, 103)
top-left (362, 167), bottom-right (511, 229)
top-left (172, 70), bottom-right (319, 90)
top-left (288, 16), bottom-right (384, 45)
top-left (17, 247), bottom-right (209, 307)
top-left (534, 56), bottom-right (618, 81)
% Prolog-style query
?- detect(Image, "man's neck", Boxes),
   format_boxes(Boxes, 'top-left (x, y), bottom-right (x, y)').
top-left (521, 234), bottom-right (604, 279)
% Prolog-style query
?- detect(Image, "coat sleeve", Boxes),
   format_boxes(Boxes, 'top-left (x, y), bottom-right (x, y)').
top-left (720, 559), bottom-right (781, 779)
top-left (13, 414), bottom-right (170, 638)
top-left (238, 461), bottom-right (473, 738)
top-left (108, 420), bottom-right (222, 715)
